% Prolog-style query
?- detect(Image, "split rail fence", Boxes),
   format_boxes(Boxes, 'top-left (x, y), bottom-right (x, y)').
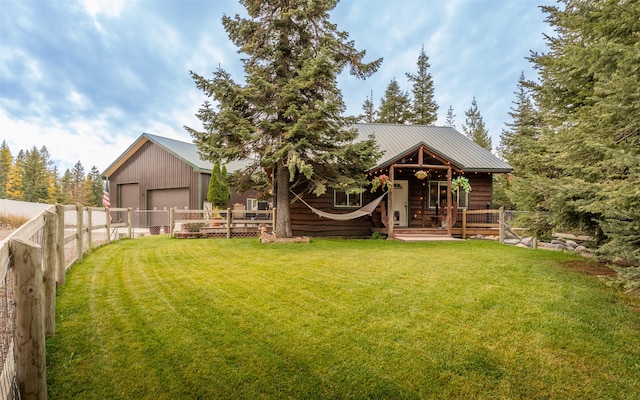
top-left (0, 204), bottom-right (131, 400)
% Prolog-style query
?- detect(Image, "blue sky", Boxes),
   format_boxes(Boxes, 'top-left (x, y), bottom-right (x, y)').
top-left (1, 0), bottom-right (552, 173)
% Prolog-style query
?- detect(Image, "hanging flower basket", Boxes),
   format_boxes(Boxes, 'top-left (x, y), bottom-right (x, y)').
top-left (451, 176), bottom-right (472, 193)
top-left (370, 174), bottom-right (393, 192)
top-left (414, 170), bottom-right (429, 180)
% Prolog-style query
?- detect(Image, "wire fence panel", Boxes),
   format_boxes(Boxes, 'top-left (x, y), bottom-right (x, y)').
top-left (0, 254), bottom-right (19, 400)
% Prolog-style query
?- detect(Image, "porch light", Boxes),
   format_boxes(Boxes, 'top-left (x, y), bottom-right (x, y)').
top-left (415, 170), bottom-right (429, 180)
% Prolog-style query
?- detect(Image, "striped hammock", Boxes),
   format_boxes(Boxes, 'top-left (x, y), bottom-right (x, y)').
top-left (291, 191), bottom-right (388, 221)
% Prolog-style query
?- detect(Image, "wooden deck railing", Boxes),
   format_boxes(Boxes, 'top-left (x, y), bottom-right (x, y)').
top-left (170, 208), bottom-right (276, 239)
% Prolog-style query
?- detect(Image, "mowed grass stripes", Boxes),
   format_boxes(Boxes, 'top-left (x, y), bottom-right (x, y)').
top-left (47, 236), bottom-right (640, 399)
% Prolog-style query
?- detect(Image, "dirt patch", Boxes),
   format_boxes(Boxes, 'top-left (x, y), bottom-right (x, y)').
top-left (562, 260), bottom-right (618, 278)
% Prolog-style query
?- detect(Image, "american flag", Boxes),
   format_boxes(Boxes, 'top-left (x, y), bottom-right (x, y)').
top-left (102, 181), bottom-right (111, 208)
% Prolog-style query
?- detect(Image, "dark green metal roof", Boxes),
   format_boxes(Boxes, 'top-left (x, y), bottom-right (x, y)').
top-left (354, 123), bottom-right (512, 173)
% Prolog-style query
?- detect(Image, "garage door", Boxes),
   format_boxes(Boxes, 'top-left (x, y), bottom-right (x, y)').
top-left (149, 188), bottom-right (189, 210)
top-left (119, 183), bottom-right (140, 210)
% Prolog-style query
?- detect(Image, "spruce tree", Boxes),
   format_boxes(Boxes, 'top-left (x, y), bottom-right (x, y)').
top-left (528, 0), bottom-right (640, 263)
top-left (444, 105), bottom-right (456, 128)
top-left (187, 0), bottom-right (382, 237)
top-left (463, 97), bottom-right (491, 151)
top-left (406, 45), bottom-right (438, 125)
top-left (360, 90), bottom-right (377, 123)
top-left (377, 78), bottom-right (411, 124)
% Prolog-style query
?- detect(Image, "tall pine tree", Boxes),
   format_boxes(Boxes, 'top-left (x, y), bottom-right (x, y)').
top-left (463, 97), bottom-right (491, 151)
top-left (527, 0), bottom-right (640, 263)
top-left (186, 0), bottom-right (382, 237)
top-left (360, 90), bottom-right (377, 123)
top-left (406, 45), bottom-right (438, 125)
top-left (376, 78), bottom-right (411, 124)
top-left (444, 105), bottom-right (456, 128)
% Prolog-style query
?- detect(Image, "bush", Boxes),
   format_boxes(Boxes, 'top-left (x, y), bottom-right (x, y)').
top-left (182, 222), bottom-right (207, 232)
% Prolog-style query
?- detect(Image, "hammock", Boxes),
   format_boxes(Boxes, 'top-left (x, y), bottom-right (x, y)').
top-left (292, 191), bottom-right (388, 221)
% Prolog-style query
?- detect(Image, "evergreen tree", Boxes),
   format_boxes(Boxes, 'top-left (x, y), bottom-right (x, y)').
top-left (444, 105), bottom-right (456, 128)
top-left (498, 72), bottom-right (542, 170)
top-left (527, 0), bottom-right (640, 263)
top-left (187, 0), bottom-right (382, 237)
top-left (360, 90), bottom-right (377, 123)
top-left (70, 161), bottom-right (85, 203)
top-left (463, 97), bottom-right (491, 151)
top-left (0, 141), bottom-right (12, 199)
top-left (58, 169), bottom-right (73, 205)
top-left (207, 161), bottom-right (231, 209)
top-left (406, 45), bottom-right (438, 125)
top-left (377, 78), bottom-right (411, 124)
top-left (84, 166), bottom-right (104, 206)
top-left (20, 146), bottom-right (49, 202)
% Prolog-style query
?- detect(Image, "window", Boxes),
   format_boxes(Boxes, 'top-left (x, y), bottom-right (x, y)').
top-left (333, 190), bottom-right (363, 208)
top-left (428, 181), bottom-right (469, 209)
top-left (246, 198), bottom-right (258, 211)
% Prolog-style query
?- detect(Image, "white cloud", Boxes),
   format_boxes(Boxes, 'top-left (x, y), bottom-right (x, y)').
top-left (1, 109), bottom-right (134, 172)
top-left (81, 0), bottom-right (125, 18)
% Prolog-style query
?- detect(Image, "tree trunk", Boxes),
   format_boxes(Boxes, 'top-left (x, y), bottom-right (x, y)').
top-left (275, 161), bottom-right (293, 238)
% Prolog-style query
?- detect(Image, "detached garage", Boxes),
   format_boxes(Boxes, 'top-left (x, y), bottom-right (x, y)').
top-left (103, 133), bottom-right (250, 211)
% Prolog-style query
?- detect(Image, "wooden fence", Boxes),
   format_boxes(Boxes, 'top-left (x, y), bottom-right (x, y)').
top-left (0, 204), bottom-right (131, 400)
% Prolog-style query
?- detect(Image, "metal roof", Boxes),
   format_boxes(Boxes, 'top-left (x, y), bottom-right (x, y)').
top-left (354, 123), bottom-right (512, 173)
top-left (102, 133), bottom-right (249, 177)
top-left (104, 125), bottom-right (511, 178)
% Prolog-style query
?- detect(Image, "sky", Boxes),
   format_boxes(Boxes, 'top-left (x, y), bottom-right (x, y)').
top-left (1, 0), bottom-right (554, 174)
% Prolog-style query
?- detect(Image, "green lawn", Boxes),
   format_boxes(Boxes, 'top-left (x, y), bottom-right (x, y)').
top-left (47, 236), bottom-right (640, 399)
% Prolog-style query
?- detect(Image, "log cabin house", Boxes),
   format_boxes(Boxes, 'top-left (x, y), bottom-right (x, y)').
top-left (289, 123), bottom-right (512, 239)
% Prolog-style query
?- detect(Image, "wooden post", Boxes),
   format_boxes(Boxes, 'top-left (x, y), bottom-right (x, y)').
top-left (272, 208), bottom-right (277, 232)
top-left (55, 204), bottom-right (65, 286)
top-left (105, 207), bottom-right (111, 244)
top-left (76, 203), bottom-right (83, 262)
top-left (499, 206), bottom-right (505, 244)
top-left (388, 165), bottom-right (395, 239)
top-left (169, 207), bottom-right (174, 238)
top-left (226, 208), bottom-right (231, 239)
top-left (532, 236), bottom-right (538, 249)
top-left (44, 210), bottom-right (57, 336)
top-left (86, 207), bottom-right (92, 250)
top-left (462, 208), bottom-right (467, 239)
top-left (11, 238), bottom-right (47, 400)
top-left (127, 208), bottom-right (133, 238)
top-left (446, 167), bottom-right (452, 237)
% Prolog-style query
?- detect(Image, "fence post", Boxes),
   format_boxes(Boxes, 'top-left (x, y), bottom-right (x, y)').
top-left (106, 207), bottom-right (111, 244)
top-left (55, 204), bottom-right (65, 286)
top-left (44, 210), bottom-right (57, 337)
top-left (76, 203), bottom-right (84, 262)
top-left (462, 209), bottom-right (467, 239)
top-left (86, 207), bottom-right (93, 250)
top-left (127, 208), bottom-right (133, 238)
top-left (499, 206), bottom-right (505, 244)
top-left (226, 208), bottom-right (232, 239)
top-left (272, 208), bottom-right (277, 232)
top-left (10, 238), bottom-right (47, 400)
top-left (169, 207), bottom-right (174, 238)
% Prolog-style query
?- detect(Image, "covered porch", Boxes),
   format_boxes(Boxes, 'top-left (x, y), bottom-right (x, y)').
top-left (367, 144), bottom-right (481, 240)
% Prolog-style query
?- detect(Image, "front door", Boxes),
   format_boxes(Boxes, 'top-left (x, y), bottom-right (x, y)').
top-left (392, 180), bottom-right (409, 227)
